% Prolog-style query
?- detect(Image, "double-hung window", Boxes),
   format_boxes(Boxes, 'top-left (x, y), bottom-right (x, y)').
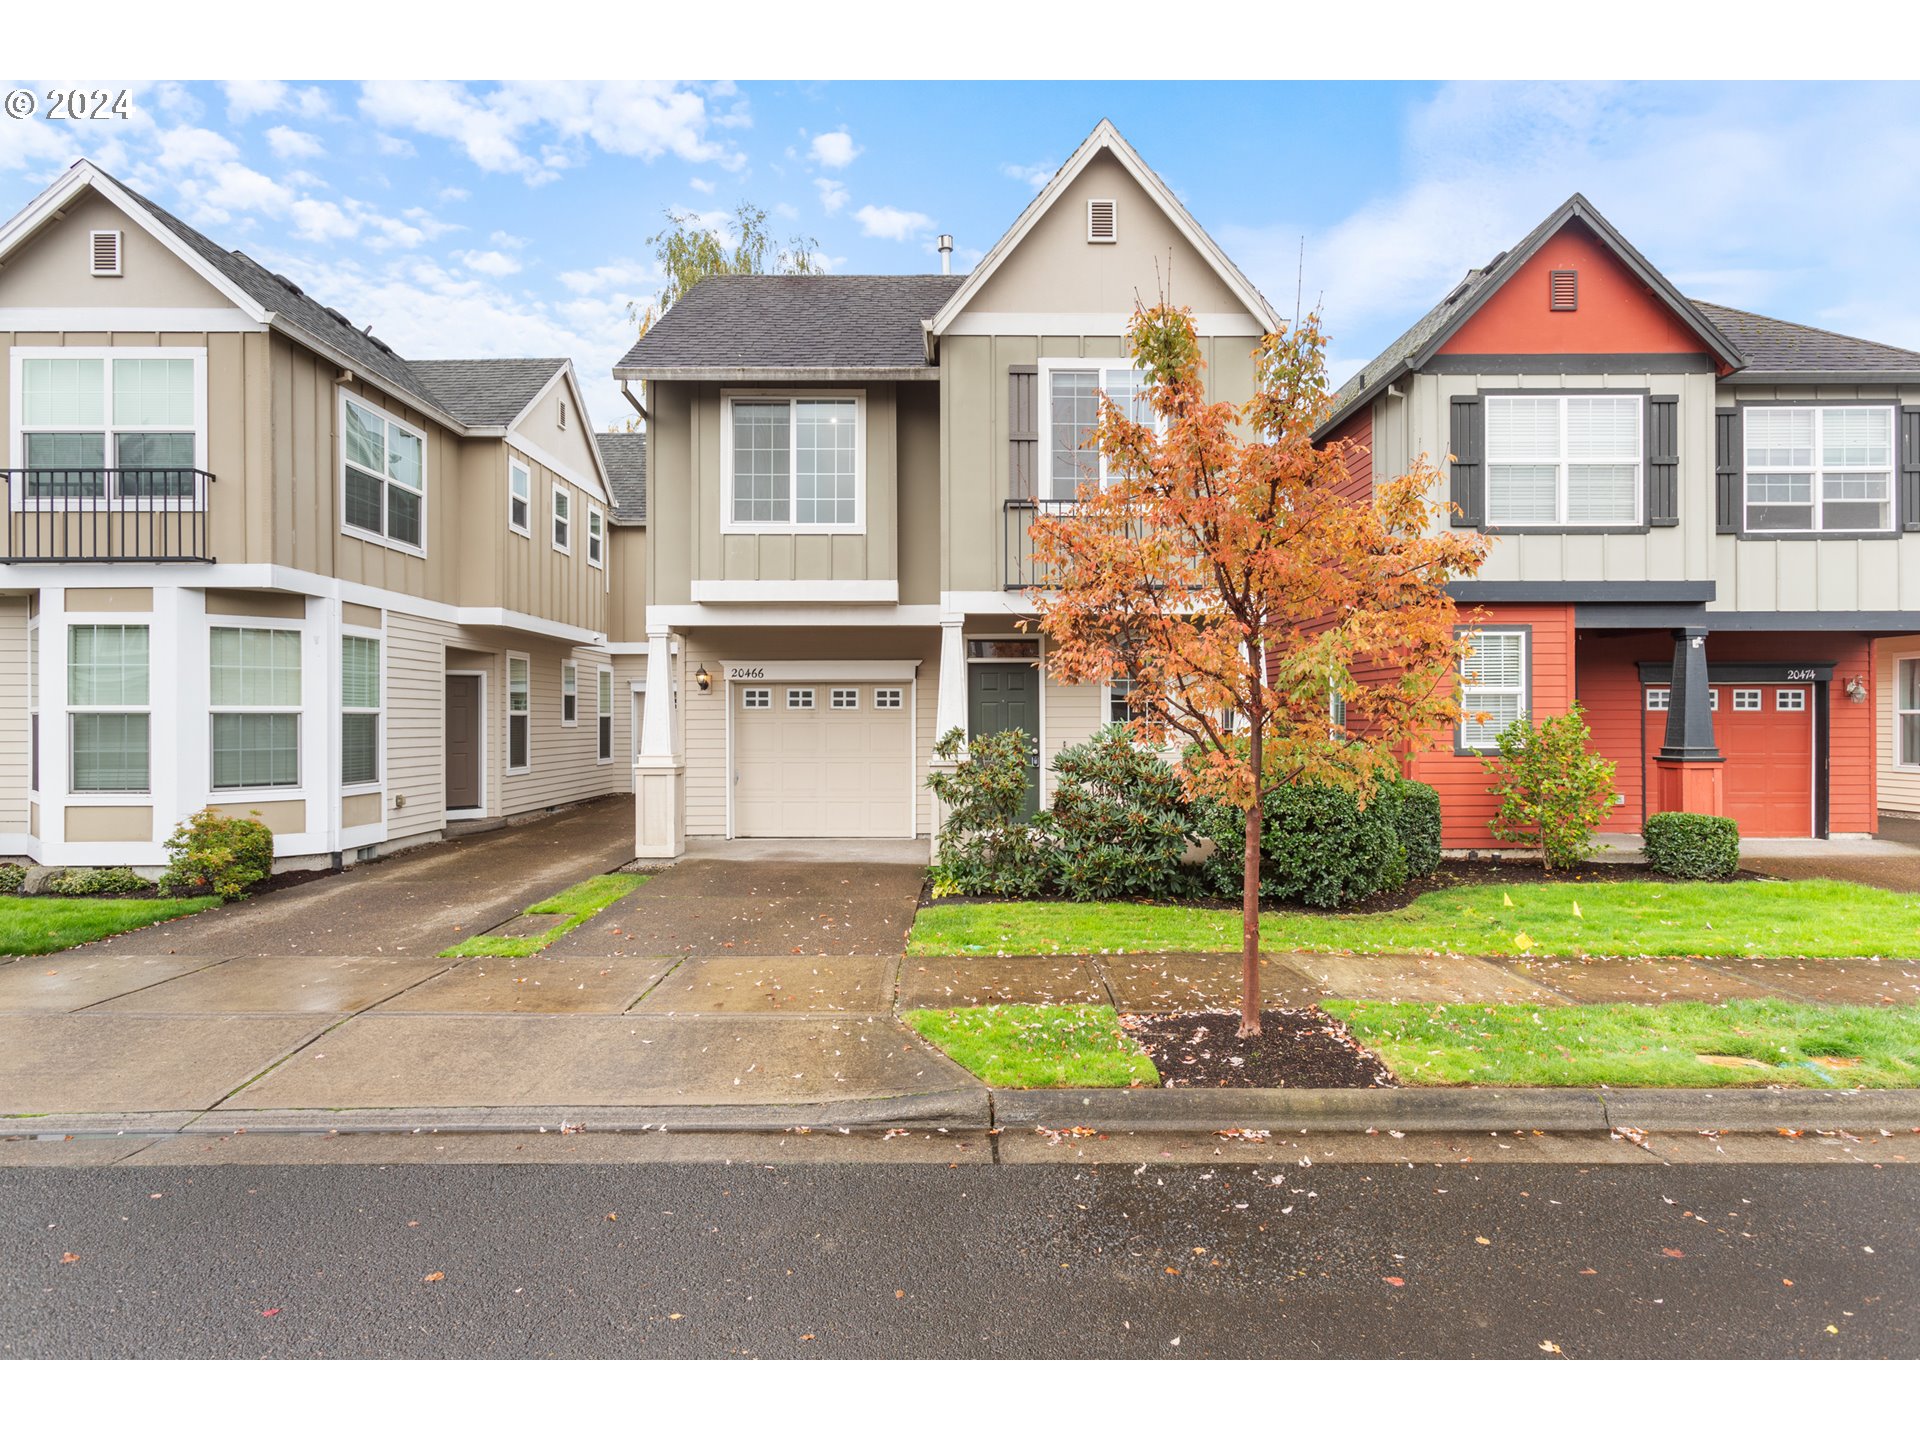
top-left (507, 654), bottom-right (530, 772)
top-left (508, 460), bottom-right (531, 535)
top-left (725, 394), bottom-right (862, 529)
top-left (1743, 405), bottom-right (1895, 533)
top-left (1043, 362), bottom-right (1157, 501)
top-left (1458, 629), bottom-right (1527, 751)
top-left (1485, 394), bottom-right (1641, 527)
top-left (587, 505), bottom-right (605, 567)
top-left (552, 484), bottom-right (571, 553)
top-left (1107, 675), bottom-right (1138, 726)
top-left (16, 351), bottom-right (202, 501)
top-left (1899, 659), bottom-right (1920, 768)
top-left (341, 635), bottom-right (381, 787)
top-left (69, 623), bottom-right (149, 792)
top-left (561, 661), bottom-right (578, 726)
top-left (597, 667), bottom-right (614, 763)
top-left (210, 627), bottom-right (301, 790)
top-left (342, 395), bottom-right (425, 551)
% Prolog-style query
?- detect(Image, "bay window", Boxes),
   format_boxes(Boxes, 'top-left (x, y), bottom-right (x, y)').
top-left (342, 395), bottom-right (425, 551)
top-left (1485, 394), bottom-right (1641, 527)
top-left (1458, 629), bottom-right (1528, 751)
top-left (68, 623), bottom-right (149, 792)
top-left (725, 394), bottom-right (862, 529)
top-left (1899, 659), bottom-right (1920, 768)
top-left (507, 653), bottom-right (530, 772)
top-left (15, 351), bottom-right (202, 501)
top-left (1042, 362), bottom-right (1157, 501)
top-left (342, 635), bottom-right (381, 787)
top-left (210, 626), bottom-right (301, 790)
top-left (1744, 405), bottom-right (1894, 533)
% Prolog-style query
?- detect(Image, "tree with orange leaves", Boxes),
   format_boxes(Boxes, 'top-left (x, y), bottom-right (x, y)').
top-left (1029, 304), bottom-right (1490, 1037)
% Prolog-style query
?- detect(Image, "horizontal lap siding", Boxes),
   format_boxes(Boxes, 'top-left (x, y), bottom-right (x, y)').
top-left (385, 610), bottom-right (456, 842)
top-left (1575, 633), bottom-right (1651, 831)
top-left (0, 598), bottom-right (28, 839)
top-left (499, 640), bottom-right (627, 816)
top-left (1878, 636), bottom-right (1920, 817)
top-left (1321, 405), bottom-right (1374, 503)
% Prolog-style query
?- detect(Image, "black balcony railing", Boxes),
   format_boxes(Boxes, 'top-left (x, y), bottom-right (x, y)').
top-left (1003, 496), bottom-right (1078, 590)
top-left (1, 469), bottom-right (216, 562)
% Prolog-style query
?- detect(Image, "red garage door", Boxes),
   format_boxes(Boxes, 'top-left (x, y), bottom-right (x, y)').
top-left (1643, 684), bottom-right (1814, 838)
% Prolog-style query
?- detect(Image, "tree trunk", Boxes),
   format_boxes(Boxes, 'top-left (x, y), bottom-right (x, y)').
top-left (1239, 725), bottom-right (1263, 1039)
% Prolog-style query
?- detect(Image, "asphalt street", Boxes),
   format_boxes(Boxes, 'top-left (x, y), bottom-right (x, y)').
top-left (2, 1158), bottom-right (1912, 1358)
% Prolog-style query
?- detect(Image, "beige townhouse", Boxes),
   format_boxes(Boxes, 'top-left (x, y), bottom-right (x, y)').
top-left (615, 120), bottom-right (1279, 855)
top-left (0, 161), bottom-right (648, 871)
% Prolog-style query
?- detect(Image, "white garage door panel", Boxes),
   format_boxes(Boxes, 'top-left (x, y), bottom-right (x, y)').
top-left (733, 684), bottom-right (912, 837)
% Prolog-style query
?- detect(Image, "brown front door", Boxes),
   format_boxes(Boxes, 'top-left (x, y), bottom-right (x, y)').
top-left (446, 674), bottom-right (482, 811)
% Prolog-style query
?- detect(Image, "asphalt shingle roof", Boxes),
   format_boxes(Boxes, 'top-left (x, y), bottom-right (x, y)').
top-left (595, 431), bottom-right (648, 524)
top-left (617, 274), bottom-right (964, 372)
top-left (410, 358), bottom-right (568, 427)
top-left (1689, 301), bottom-right (1920, 376)
top-left (1324, 266), bottom-right (1493, 428)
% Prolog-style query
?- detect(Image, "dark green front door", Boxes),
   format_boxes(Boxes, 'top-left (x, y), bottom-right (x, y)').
top-left (968, 662), bottom-right (1041, 819)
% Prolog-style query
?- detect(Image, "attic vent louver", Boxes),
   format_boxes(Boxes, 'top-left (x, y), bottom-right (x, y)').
top-left (89, 229), bottom-right (122, 277)
top-left (1087, 198), bottom-right (1117, 244)
top-left (1549, 269), bottom-right (1578, 311)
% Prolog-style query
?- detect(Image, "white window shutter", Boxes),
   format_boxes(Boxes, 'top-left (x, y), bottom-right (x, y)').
top-left (90, 230), bottom-right (123, 277)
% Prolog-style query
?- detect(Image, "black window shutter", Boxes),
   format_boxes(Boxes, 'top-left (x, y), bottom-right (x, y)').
top-left (1714, 406), bottom-right (1739, 533)
top-left (1900, 406), bottom-right (1920, 532)
top-left (1008, 365), bottom-right (1038, 501)
top-left (1646, 395), bottom-right (1679, 526)
top-left (1448, 395), bottom-right (1483, 527)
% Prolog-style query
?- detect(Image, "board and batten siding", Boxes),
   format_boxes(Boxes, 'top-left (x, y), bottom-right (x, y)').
top-left (457, 440), bottom-right (609, 633)
top-left (1878, 635), bottom-right (1920, 818)
top-left (0, 597), bottom-right (29, 842)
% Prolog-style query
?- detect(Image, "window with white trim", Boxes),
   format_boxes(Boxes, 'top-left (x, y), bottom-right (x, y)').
top-left (561, 661), bottom-right (578, 726)
top-left (1646, 687), bottom-right (1670, 711)
top-left (551, 483), bottom-right (572, 553)
top-left (1107, 675), bottom-right (1138, 726)
top-left (1485, 394), bottom-right (1641, 527)
top-left (68, 623), bottom-right (149, 793)
top-left (1709, 689), bottom-right (1720, 712)
top-left (1743, 405), bottom-right (1895, 533)
top-left (508, 460), bottom-right (531, 536)
top-left (1898, 661), bottom-right (1920, 766)
top-left (831, 688), bottom-right (859, 710)
top-left (15, 352), bottom-right (203, 501)
top-left (1042, 362), bottom-right (1160, 501)
top-left (874, 688), bottom-right (903, 709)
top-left (1732, 688), bottom-right (1762, 712)
top-left (726, 394), bottom-right (862, 529)
top-left (587, 505), bottom-right (604, 567)
top-left (787, 688), bottom-right (815, 710)
top-left (1458, 630), bottom-right (1527, 750)
top-left (342, 395), bottom-right (425, 550)
top-left (597, 667), bottom-right (614, 762)
top-left (1777, 688), bottom-right (1807, 713)
top-left (507, 654), bottom-right (530, 771)
top-left (341, 635), bottom-right (381, 787)
top-left (742, 688), bottom-right (771, 709)
top-left (209, 626), bottom-right (301, 790)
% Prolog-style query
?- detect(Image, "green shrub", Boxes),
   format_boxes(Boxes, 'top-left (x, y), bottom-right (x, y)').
top-left (1482, 704), bottom-right (1618, 870)
top-left (45, 866), bottom-right (147, 896)
top-left (1197, 782), bottom-right (1408, 910)
top-left (926, 728), bottom-right (1053, 898)
top-left (1390, 779), bottom-right (1443, 879)
top-left (1044, 725), bottom-right (1199, 901)
top-left (0, 863), bottom-right (23, 894)
top-left (158, 808), bottom-right (275, 899)
top-left (1643, 811), bottom-right (1741, 880)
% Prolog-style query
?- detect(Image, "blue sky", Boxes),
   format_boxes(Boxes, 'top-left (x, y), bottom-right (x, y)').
top-left (4, 79), bottom-right (1919, 427)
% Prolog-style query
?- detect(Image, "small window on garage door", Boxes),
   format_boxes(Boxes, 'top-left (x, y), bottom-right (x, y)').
top-left (742, 688), bottom-right (771, 709)
top-left (1733, 688), bottom-right (1762, 711)
top-left (831, 688), bottom-right (859, 709)
top-left (874, 688), bottom-right (903, 709)
top-left (1777, 689), bottom-right (1806, 712)
top-left (787, 688), bottom-right (815, 709)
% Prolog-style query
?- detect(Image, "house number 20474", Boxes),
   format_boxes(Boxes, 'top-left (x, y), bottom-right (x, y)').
top-left (1785, 669), bottom-right (1817, 680)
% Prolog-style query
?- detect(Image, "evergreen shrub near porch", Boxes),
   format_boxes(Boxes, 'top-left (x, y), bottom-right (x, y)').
top-left (1644, 811), bottom-right (1741, 880)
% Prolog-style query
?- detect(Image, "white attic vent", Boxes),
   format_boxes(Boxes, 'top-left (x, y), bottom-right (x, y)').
top-left (1086, 198), bottom-right (1117, 244)
top-left (89, 229), bottom-right (123, 277)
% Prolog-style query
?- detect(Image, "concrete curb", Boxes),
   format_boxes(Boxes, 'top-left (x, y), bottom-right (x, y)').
top-left (1601, 1088), bottom-right (1920, 1132)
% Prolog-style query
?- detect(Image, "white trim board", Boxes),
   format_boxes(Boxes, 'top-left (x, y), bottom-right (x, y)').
top-left (689, 580), bottom-right (899, 604)
top-left (0, 307), bottom-right (265, 332)
top-left (719, 659), bottom-right (922, 682)
top-left (645, 603), bottom-right (940, 629)
top-left (941, 312), bottom-right (1263, 338)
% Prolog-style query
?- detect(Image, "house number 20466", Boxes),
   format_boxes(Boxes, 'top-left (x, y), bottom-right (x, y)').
top-left (727, 667), bottom-right (766, 680)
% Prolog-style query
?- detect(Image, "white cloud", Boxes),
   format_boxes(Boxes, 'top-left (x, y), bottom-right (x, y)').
top-left (288, 197), bottom-right (357, 242)
top-left (814, 178), bottom-right (848, 214)
top-left (437, 185), bottom-right (471, 203)
top-left (223, 81), bottom-right (330, 122)
top-left (558, 260), bottom-right (655, 295)
top-left (150, 82), bottom-right (202, 121)
top-left (154, 126), bottom-right (239, 171)
top-left (1001, 160), bottom-right (1055, 189)
top-left (689, 176), bottom-right (717, 195)
top-left (489, 230), bottom-right (528, 249)
top-left (458, 248), bottom-right (523, 277)
top-left (854, 203), bottom-right (933, 242)
top-left (266, 126), bottom-right (324, 161)
top-left (809, 130), bottom-right (860, 168)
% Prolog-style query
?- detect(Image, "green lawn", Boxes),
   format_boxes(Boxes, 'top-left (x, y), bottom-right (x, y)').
top-left (439, 873), bottom-right (646, 958)
top-left (905, 1004), bottom-right (1161, 1089)
top-left (1330, 997), bottom-right (1920, 1089)
top-left (909, 879), bottom-right (1920, 961)
top-left (0, 896), bottom-right (221, 956)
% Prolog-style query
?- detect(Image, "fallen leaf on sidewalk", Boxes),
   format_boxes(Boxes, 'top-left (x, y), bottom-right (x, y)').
top-left (423, 1271), bottom-right (445, 1283)
top-left (1661, 1248), bottom-right (1685, 1259)
top-left (1475, 1236), bottom-right (1491, 1246)
top-left (262, 1308), bottom-right (281, 1318)
top-left (1539, 1340), bottom-right (1564, 1355)
top-left (60, 1253), bottom-right (78, 1264)
top-left (1383, 1276), bottom-right (1405, 1287)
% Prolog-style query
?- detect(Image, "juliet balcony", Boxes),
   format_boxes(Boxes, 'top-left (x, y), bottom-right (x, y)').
top-left (2, 468), bottom-right (217, 563)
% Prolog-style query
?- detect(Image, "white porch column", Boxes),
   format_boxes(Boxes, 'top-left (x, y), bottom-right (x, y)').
top-left (928, 615), bottom-right (968, 861)
top-left (632, 621), bottom-right (684, 859)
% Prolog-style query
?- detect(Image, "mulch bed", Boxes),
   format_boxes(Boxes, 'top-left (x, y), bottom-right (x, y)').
top-left (1121, 1007), bottom-right (1396, 1089)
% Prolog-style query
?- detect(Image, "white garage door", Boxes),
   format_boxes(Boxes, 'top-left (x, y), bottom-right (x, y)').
top-left (732, 682), bottom-right (913, 837)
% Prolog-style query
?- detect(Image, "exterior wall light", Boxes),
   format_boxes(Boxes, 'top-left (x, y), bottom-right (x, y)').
top-left (1845, 675), bottom-right (1868, 703)
top-left (695, 665), bottom-right (713, 693)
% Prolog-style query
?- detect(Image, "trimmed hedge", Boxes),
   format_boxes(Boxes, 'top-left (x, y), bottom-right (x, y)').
top-left (0, 863), bottom-right (23, 895)
top-left (45, 866), bottom-right (147, 896)
top-left (1643, 811), bottom-right (1741, 880)
top-left (1197, 782), bottom-right (1408, 910)
top-left (1391, 779), bottom-right (1444, 879)
top-left (1045, 726), bottom-right (1201, 902)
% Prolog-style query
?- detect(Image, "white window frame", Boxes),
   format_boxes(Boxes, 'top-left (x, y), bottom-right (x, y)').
top-left (561, 660), bottom-right (578, 727)
top-left (719, 389), bottom-right (867, 535)
top-left (1037, 358), bottom-right (1165, 502)
top-left (587, 503), bottom-right (605, 568)
top-left (1898, 660), bottom-right (1920, 767)
top-left (506, 651), bottom-right (531, 774)
top-left (66, 621), bottom-right (151, 795)
top-left (1777, 688), bottom-right (1807, 713)
top-left (787, 687), bottom-right (815, 710)
top-left (1741, 404), bottom-right (1898, 536)
top-left (8, 346), bottom-right (209, 511)
top-left (339, 390), bottom-right (428, 557)
top-left (341, 629), bottom-right (383, 792)
top-left (1645, 687), bottom-right (1670, 711)
top-left (27, 615), bottom-right (39, 796)
top-left (596, 665), bottom-right (614, 764)
top-left (831, 687), bottom-right (860, 710)
top-left (1483, 392), bottom-right (1643, 529)
top-left (1457, 628), bottom-right (1529, 753)
top-left (1105, 674), bottom-right (1139, 728)
top-left (208, 624), bottom-right (303, 794)
top-left (551, 482), bottom-right (572, 554)
top-left (507, 458), bottom-right (531, 537)
top-left (1732, 688), bottom-right (1762, 712)
top-left (742, 687), bottom-right (771, 709)
top-left (873, 687), bottom-right (904, 709)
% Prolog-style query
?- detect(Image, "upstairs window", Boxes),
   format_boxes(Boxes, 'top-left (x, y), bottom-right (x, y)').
top-left (508, 460), bottom-right (531, 535)
top-left (343, 395), bottom-right (425, 551)
top-left (551, 483), bottom-right (572, 553)
top-left (726, 395), bottom-right (862, 530)
top-left (1042, 362), bottom-right (1159, 501)
top-left (587, 504), bottom-right (605, 568)
top-left (16, 352), bottom-right (202, 500)
top-left (1485, 394), bottom-right (1641, 527)
top-left (1458, 629), bottom-right (1528, 751)
top-left (1743, 405), bottom-right (1894, 533)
